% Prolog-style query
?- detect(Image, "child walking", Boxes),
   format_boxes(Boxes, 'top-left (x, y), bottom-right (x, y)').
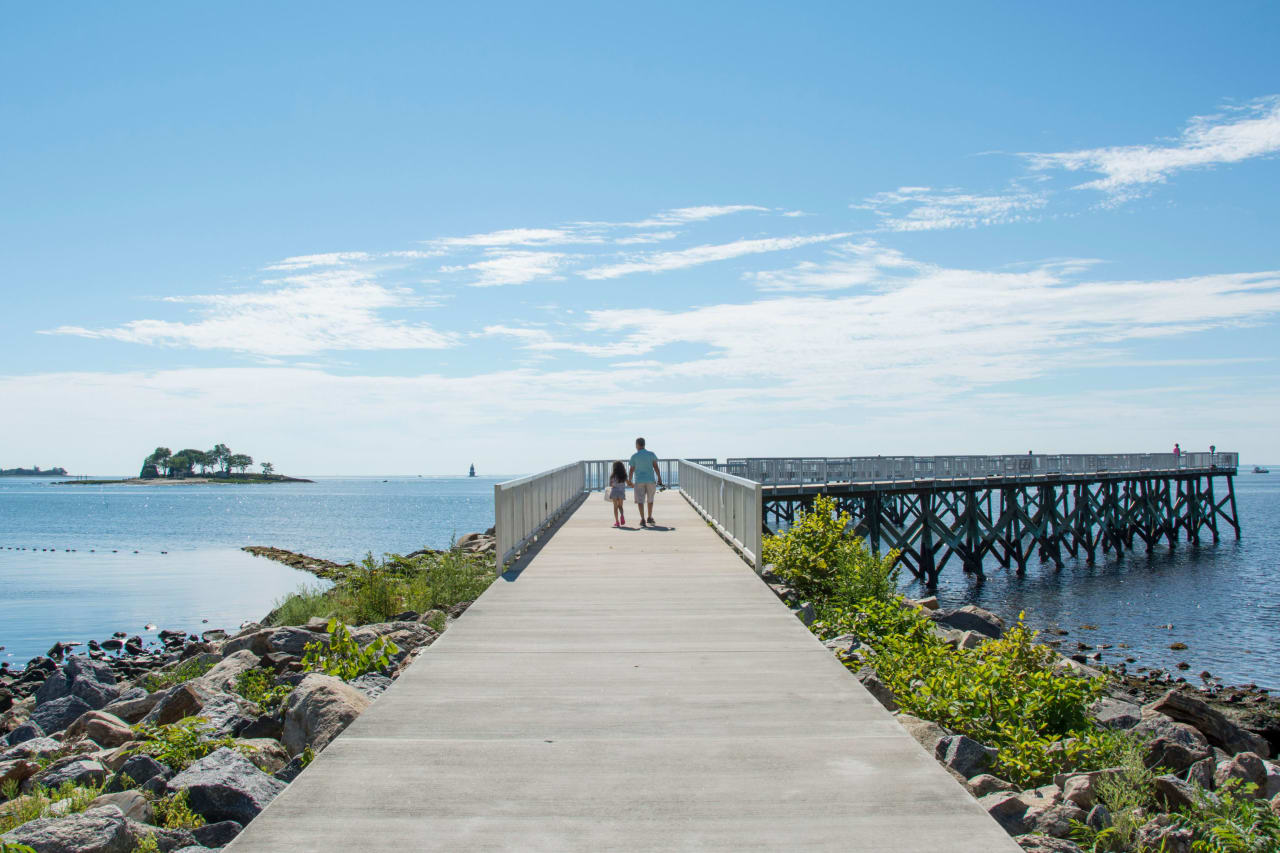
top-left (608, 460), bottom-right (629, 527)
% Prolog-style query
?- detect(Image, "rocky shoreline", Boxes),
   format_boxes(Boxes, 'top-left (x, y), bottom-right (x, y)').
top-left (766, 570), bottom-right (1280, 851)
top-left (0, 531), bottom-right (496, 852)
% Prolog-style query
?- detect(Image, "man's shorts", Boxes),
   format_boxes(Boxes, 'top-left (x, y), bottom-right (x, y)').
top-left (634, 482), bottom-right (657, 503)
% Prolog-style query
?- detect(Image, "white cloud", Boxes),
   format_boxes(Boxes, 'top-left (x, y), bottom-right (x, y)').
top-left (856, 186), bottom-right (1049, 231)
top-left (615, 231), bottom-right (679, 245)
top-left (430, 227), bottom-right (603, 248)
top-left (45, 270), bottom-right (455, 356)
top-left (266, 252), bottom-right (372, 271)
top-left (442, 250), bottom-right (567, 286)
top-left (1026, 95), bottom-right (1280, 198)
top-left (746, 241), bottom-right (922, 292)
top-left (579, 233), bottom-right (851, 280)
top-left (626, 205), bottom-right (768, 228)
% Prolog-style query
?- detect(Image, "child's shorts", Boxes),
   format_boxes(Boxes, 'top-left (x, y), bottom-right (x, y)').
top-left (608, 485), bottom-right (627, 500)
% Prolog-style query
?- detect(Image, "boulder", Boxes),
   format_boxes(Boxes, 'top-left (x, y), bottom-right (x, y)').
top-left (930, 604), bottom-right (1004, 639)
top-left (221, 629), bottom-right (274, 658)
top-left (195, 692), bottom-right (256, 737)
top-left (267, 627), bottom-right (317, 657)
top-left (1135, 814), bottom-right (1193, 853)
top-left (348, 673), bottom-right (393, 701)
top-left (1140, 717), bottom-right (1213, 773)
top-left (1024, 803), bottom-right (1087, 839)
top-left (1154, 773), bottom-right (1198, 810)
top-left (957, 630), bottom-right (985, 650)
top-left (101, 741), bottom-right (146, 773)
top-left (1057, 768), bottom-right (1123, 808)
top-left (193, 820), bottom-right (243, 847)
top-left (0, 758), bottom-right (40, 786)
top-left (104, 753), bottom-right (168, 788)
top-left (165, 747), bottom-right (286, 825)
top-left (66, 710), bottom-right (134, 748)
top-left (0, 804), bottom-right (133, 853)
top-left (1147, 689), bottom-right (1271, 758)
top-left (201, 629), bottom-right (229, 644)
top-left (967, 774), bottom-right (1019, 797)
top-left (100, 690), bottom-right (164, 724)
top-left (1015, 836), bottom-right (1086, 852)
top-left (935, 734), bottom-right (996, 779)
top-left (142, 682), bottom-right (211, 726)
top-left (822, 633), bottom-right (860, 655)
top-left (854, 667), bottom-right (898, 712)
top-left (31, 693), bottom-right (94, 734)
top-left (194, 650), bottom-right (260, 693)
top-left (123, 822), bottom-right (197, 852)
top-left (895, 713), bottom-right (950, 756)
top-left (1264, 762), bottom-right (1280, 799)
top-left (34, 656), bottom-right (118, 707)
top-left (32, 756), bottom-right (108, 789)
top-left (4, 720), bottom-right (43, 746)
top-left (979, 792), bottom-right (1030, 835)
top-left (236, 737), bottom-right (290, 774)
top-left (89, 790), bottom-right (152, 822)
top-left (1, 735), bottom-right (64, 762)
top-left (1086, 804), bottom-right (1111, 831)
top-left (239, 714), bottom-right (284, 741)
top-left (1185, 755), bottom-right (1215, 789)
top-left (1213, 751), bottom-right (1266, 789)
top-left (281, 673), bottom-right (371, 756)
top-left (1090, 697), bottom-right (1141, 730)
top-left (273, 754), bottom-right (307, 783)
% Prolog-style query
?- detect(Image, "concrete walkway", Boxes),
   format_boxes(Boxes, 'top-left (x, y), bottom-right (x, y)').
top-left (229, 492), bottom-right (1019, 852)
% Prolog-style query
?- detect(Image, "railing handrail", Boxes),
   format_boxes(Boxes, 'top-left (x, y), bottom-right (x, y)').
top-left (677, 459), bottom-right (763, 570)
top-left (493, 461), bottom-right (587, 567)
top-left (495, 461), bottom-right (584, 491)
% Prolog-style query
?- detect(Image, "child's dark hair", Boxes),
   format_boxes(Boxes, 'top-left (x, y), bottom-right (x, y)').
top-left (611, 460), bottom-right (627, 482)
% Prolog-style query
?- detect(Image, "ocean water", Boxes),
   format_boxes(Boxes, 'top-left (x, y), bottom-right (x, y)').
top-left (1, 472), bottom-right (1277, 689)
top-left (0, 476), bottom-right (500, 666)
top-left (905, 472), bottom-right (1280, 690)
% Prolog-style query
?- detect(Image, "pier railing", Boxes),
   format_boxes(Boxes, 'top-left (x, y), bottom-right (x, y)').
top-left (582, 458), bottom-right (716, 491)
top-left (714, 452), bottom-right (1238, 485)
top-left (677, 459), bottom-right (763, 570)
top-left (494, 462), bottom-right (586, 567)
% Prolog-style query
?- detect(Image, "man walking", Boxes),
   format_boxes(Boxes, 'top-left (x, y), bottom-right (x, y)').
top-left (628, 437), bottom-right (663, 527)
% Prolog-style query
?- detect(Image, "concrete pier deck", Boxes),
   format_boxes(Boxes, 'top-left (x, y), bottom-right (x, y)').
top-left (228, 492), bottom-right (1019, 852)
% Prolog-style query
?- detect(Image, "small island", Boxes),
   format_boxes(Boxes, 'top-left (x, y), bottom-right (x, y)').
top-left (0, 465), bottom-right (68, 476)
top-left (57, 444), bottom-right (312, 485)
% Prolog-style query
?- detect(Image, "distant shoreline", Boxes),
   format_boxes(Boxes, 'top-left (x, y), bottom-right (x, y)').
top-left (54, 474), bottom-right (314, 486)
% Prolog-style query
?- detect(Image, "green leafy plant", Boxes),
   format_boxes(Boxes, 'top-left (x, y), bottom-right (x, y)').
top-left (1069, 736), bottom-right (1160, 851)
top-left (762, 495), bottom-right (899, 604)
top-left (301, 618), bottom-right (399, 680)
top-left (1174, 779), bottom-right (1280, 853)
top-left (0, 780), bottom-right (106, 834)
top-left (128, 718), bottom-right (238, 770)
top-left (300, 745), bottom-right (315, 768)
top-left (152, 789), bottom-right (205, 830)
top-left (129, 834), bottom-right (160, 853)
top-left (2, 842), bottom-right (39, 853)
top-left (142, 657), bottom-right (215, 693)
top-left (233, 667), bottom-right (294, 714)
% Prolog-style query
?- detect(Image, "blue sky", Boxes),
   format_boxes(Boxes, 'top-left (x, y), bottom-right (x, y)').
top-left (2, 3), bottom-right (1278, 474)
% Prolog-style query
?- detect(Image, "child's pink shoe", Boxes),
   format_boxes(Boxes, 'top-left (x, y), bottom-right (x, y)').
top-left (613, 521), bottom-right (621, 527)
top-left (620, 513), bottom-right (626, 524)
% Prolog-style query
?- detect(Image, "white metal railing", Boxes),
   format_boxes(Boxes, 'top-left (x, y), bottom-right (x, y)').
top-left (494, 462), bottom-right (587, 567)
top-left (678, 459), bottom-right (763, 570)
top-left (715, 452), bottom-right (1239, 485)
top-left (582, 458), bottom-right (715, 491)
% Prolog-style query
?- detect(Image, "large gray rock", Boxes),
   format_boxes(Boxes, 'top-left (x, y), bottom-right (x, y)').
top-left (123, 822), bottom-right (197, 852)
top-left (1213, 751), bottom-right (1266, 789)
top-left (89, 789), bottom-right (152, 822)
top-left (31, 693), bottom-right (94, 734)
top-left (930, 604), bottom-right (1005, 639)
top-left (66, 710), bottom-right (134, 748)
top-left (196, 692), bottom-right (257, 737)
top-left (967, 773), bottom-right (1019, 797)
top-left (1137, 712), bottom-right (1213, 772)
top-left (1186, 755), bottom-right (1215, 789)
top-left (1135, 814), bottom-right (1193, 853)
top-left (142, 682), bottom-right (212, 726)
top-left (267, 627), bottom-right (316, 657)
top-left (165, 747), bottom-right (286, 825)
top-left (221, 629), bottom-right (274, 657)
top-left (1147, 689), bottom-right (1271, 757)
top-left (101, 690), bottom-right (164, 724)
top-left (980, 792), bottom-right (1031, 835)
top-left (1090, 697), bottom-right (1141, 730)
top-left (1024, 803), bottom-right (1087, 839)
top-left (935, 734), bottom-right (996, 779)
top-left (1, 735), bottom-right (64, 762)
top-left (195, 649), bottom-right (261, 693)
top-left (34, 656), bottom-right (118, 707)
top-left (32, 756), bottom-right (108, 789)
top-left (193, 820), bottom-right (243, 847)
top-left (1264, 761), bottom-right (1280, 799)
top-left (895, 713), bottom-right (949, 756)
top-left (348, 672), bottom-right (393, 701)
top-left (853, 667), bottom-right (898, 712)
top-left (106, 753), bottom-right (169, 792)
top-left (0, 758), bottom-right (41, 786)
top-left (1153, 774), bottom-right (1197, 810)
top-left (1015, 837), bottom-right (1086, 852)
top-left (3, 720), bottom-right (44, 746)
top-left (281, 673), bottom-right (371, 756)
top-left (0, 804), bottom-right (133, 853)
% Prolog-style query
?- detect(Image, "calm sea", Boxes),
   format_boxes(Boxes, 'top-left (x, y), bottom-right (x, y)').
top-left (1, 472), bottom-right (1276, 689)
top-left (0, 476), bottom-right (501, 667)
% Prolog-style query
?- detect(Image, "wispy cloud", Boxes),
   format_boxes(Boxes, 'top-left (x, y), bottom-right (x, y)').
top-left (746, 241), bottom-right (923, 291)
top-left (1026, 95), bottom-right (1280, 200)
top-left (266, 252), bottom-right (372, 271)
top-left (44, 270), bottom-right (455, 356)
top-left (442, 250), bottom-right (568, 286)
top-left (625, 205), bottom-right (768, 228)
top-left (580, 233), bottom-right (850, 280)
top-left (855, 186), bottom-right (1049, 231)
top-left (430, 227), bottom-right (604, 248)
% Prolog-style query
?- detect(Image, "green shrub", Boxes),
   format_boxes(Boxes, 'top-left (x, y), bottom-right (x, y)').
top-left (301, 618), bottom-right (399, 680)
top-left (233, 667), bottom-right (294, 714)
top-left (152, 789), bottom-right (205, 830)
top-left (128, 718), bottom-right (238, 770)
top-left (762, 495), bottom-right (899, 604)
top-left (1069, 736), bottom-right (1160, 851)
top-left (142, 657), bottom-right (216, 693)
top-left (2, 843), bottom-right (38, 853)
top-left (267, 583), bottom-right (334, 627)
top-left (0, 780), bottom-right (106, 833)
top-left (129, 835), bottom-right (159, 853)
top-left (1174, 779), bottom-right (1280, 852)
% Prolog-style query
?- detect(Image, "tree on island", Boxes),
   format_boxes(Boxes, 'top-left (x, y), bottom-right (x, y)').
top-left (209, 444), bottom-right (232, 475)
top-left (228, 453), bottom-right (253, 474)
top-left (139, 444), bottom-right (273, 479)
top-left (261, 461), bottom-right (275, 476)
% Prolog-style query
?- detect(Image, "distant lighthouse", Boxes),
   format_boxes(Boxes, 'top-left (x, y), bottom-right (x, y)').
top-left (469, 463), bottom-right (476, 478)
